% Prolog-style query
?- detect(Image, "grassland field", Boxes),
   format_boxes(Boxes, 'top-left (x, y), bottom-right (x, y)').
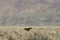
top-left (0, 26), bottom-right (60, 40)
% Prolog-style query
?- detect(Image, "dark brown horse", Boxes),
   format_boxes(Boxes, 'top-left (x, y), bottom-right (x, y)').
top-left (24, 27), bottom-right (32, 31)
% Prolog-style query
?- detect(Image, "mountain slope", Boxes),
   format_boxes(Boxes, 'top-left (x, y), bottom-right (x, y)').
top-left (0, 0), bottom-right (60, 26)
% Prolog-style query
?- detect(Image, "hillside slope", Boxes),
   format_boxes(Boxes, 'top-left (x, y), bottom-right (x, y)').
top-left (0, 0), bottom-right (60, 26)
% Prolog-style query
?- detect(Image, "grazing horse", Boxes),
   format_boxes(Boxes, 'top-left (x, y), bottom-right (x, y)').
top-left (24, 27), bottom-right (32, 31)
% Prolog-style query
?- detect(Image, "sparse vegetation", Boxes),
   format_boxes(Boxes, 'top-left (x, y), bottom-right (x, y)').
top-left (0, 27), bottom-right (60, 40)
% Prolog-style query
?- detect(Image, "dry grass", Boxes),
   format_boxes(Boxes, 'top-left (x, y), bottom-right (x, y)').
top-left (0, 26), bottom-right (60, 40)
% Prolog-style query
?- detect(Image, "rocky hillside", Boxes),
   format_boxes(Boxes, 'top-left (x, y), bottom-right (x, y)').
top-left (0, 0), bottom-right (60, 26)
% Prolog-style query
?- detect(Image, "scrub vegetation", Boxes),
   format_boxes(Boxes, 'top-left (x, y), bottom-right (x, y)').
top-left (0, 27), bottom-right (60, 40)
